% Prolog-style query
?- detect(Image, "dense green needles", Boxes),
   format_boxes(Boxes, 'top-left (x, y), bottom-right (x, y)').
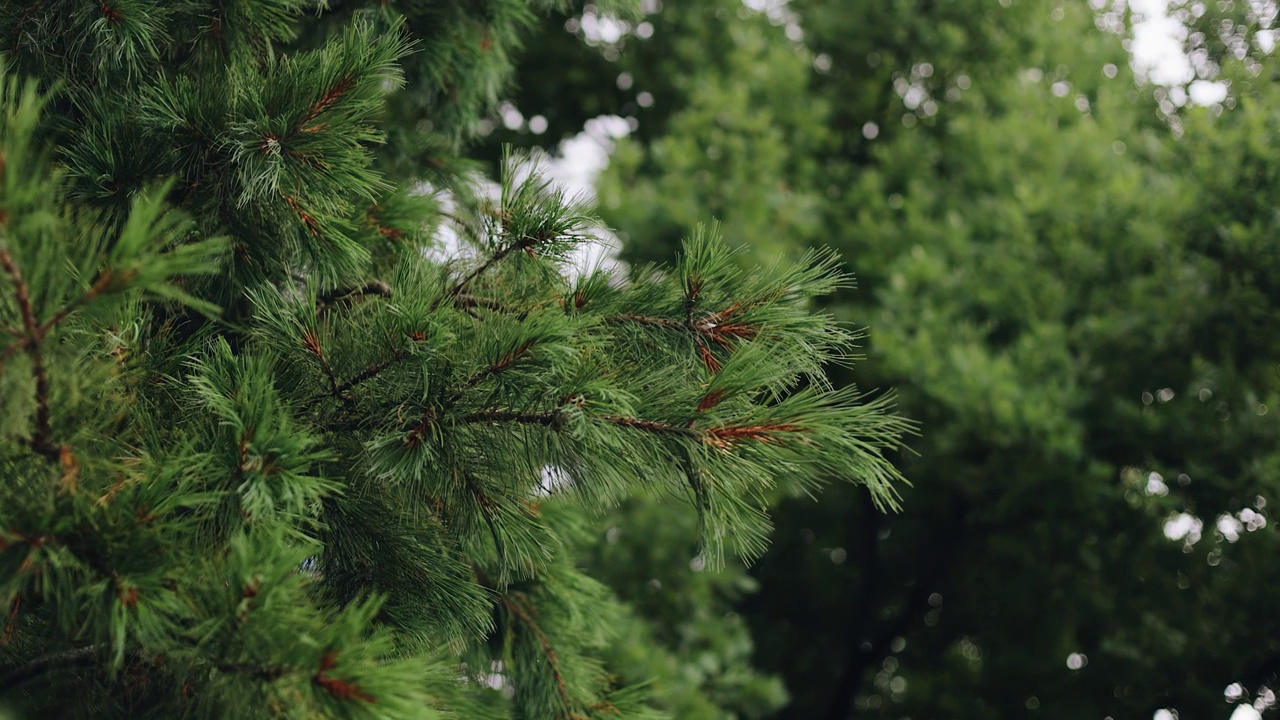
top-left (0, 3), bottom-right (906, 718)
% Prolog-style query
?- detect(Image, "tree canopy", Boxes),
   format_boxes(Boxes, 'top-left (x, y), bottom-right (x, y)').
top-left (499, 1), bottom-right (1280, 717)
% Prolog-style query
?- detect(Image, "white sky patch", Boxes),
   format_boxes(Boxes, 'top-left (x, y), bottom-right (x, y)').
top-left (1231, 705), bottom-right (1263, 720)
top-left (1189, 78), bottom-right (1229, 103)
top-left (743, 0), bottom-right (794, 24)
top-left (1163, 512), bottom-right (1203, 543)
top-left (1130, 0), bottom-right (1195, 84)
top-left (545, 117), bottom-right (631, 277)
top-left (1217, 513), bottom-right (1244, 543)
top-left (579, 11), bottom-right (628, 44)
top-left (423, 114), bottom-right (628, 279)
top-left (537, 465), bottom-right (572, 496)
top-left (1129, 0), bottom-right (1232, 102)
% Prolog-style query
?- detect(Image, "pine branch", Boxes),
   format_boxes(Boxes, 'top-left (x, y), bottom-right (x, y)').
top-left (301, 330), bottom-right (350, 405)
top-left (0, 645), bottom-right (105, 691)
top-left (296, 75), bottom-right (355, 135)
top-left (461, 406), bottom-right (773, 445)
top-left (446, 243), bottom-right (520, 300)
top-left (464, 341), bottom-right (536, 388)
top-left (462, 408), bottom-right (691, 439)
top-left (599, 414), bottom-right (695, 439)
top-left (41, 270), bottom-right (123, 335)
top-left (461, 469), bottom-right (507, 570)
top-left (0, 268), bottom-right (124, 371)
top-left (3, 595), bottom-right (20, 645)
top-left (332, 348), bottom-right (408, 395)
top-left (463, 408), bottom-right (563, 428)
top-left (444, 207), bottom-right (566, 301)
top-left (312, 649), bottom-right (375, 704)
top-left (0, 248), bottom-right (57, 460)
top-left (605, 313), bottom-right (685, 331)
top-left (456, 292), bottom-right (519, 313)
top-left (607, 304), bottom-right (761, 373)
top-left (316, 280), bottom-right (391, 312)
top-left (500, 595), bottom-right (574, 713)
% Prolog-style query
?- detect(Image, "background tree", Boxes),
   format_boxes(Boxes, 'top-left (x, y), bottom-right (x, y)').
top-left (498, 0), bottom-right (1280, 717)
top-left (0, 2), bottom-right (910, 718)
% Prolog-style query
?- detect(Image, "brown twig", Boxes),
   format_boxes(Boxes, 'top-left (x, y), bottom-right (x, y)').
top-left (41, 270), bottom-right (119, 335)
top-left (605, 313), bottom-right (685, 331)
top-left (316, 281), bottom-right (391, 311)
top-left (2, 596), bottom-right (19, 645)
top-left (0, 645), bottom-right (106, 691)
top-left (702, 422), bottom-right (804, 450)
top-left (446, 244), bottom-right (519, 299)
top-left (463, 408), bottom-right (563, 427)
top-left (606, 306), bottom-right (760, 373)
top-left (332, 347), bottom-right (407, 396)
top-left (312, 649), bottom-right (376, 704)
top-left (0, 248), bottom-right (57, 460)
top-left (0, 269), bottom-right (127, 369)
top-left (455, 292), bottom-right (518, 313)
top-left (464, 341), bottom-right (535, 388)
top-left (462, 470), bottom-right (508, 568)
top-left (298, 75), bottom-right (354, 133)
top-left (301, 330), bottom-right (349, 404)
top-left (500, 595), bottom-right (574, 710)
top-left (464, 406), bottom-right (703, 442)
top-left (600, 414), bottom-right (693, 438)
top-left (283, 195), bottom-right (321, 236)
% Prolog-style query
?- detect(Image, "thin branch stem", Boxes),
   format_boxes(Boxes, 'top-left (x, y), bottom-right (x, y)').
top-left (333, 348), bottom-right (407, 396)
top-left (1, 248), bottom-right (57, 460)
top-left (463, 341), bottom-right (534, 389)
top-left (316, 280), bottom-right (391, 311)
top-left (446, 243), bottom-right (518, 299)
top-left (0, 645), bottom-right (105, 691)
top-left (301, 330), bottom-right (350, 405)
top-left (605, 313), bottom-right (685, 331)
top-left (461, 468), bottom-right (507, 570)
top-left (461, 407), bottom-right (699, 441)
top-left (599, 414), bottom-right (695, 438)
top-left (500, 595), bottom-right (574, 710)
top-left (455, 292), bottom-right (518, 313)
top-left (463, 408), bottom-right (562, 427)
top-left (606, 308), bottom-right (758, 373)
top-left (40, 270), bottom-right (118, 336)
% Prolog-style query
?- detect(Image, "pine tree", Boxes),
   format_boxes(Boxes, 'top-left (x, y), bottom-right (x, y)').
top-left (501, 1), bottom-right (1280, 716)
top-left (0, 3), bottom-right (908, 718)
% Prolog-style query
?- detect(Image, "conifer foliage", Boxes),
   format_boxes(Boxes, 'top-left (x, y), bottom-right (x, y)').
top-left (0, 3), bottom-right (907, 718)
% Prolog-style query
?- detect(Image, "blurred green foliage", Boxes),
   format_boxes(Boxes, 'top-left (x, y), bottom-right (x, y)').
top-left (499, 0), bottom-right (1280, 717)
